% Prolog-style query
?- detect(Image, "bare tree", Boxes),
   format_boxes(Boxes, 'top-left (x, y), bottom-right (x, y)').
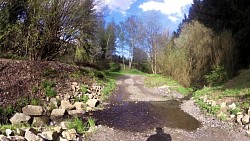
top-left (123, 16), bottom-right (142, 69)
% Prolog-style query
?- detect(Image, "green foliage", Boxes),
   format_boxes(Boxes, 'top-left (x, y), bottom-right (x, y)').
top-left (205, 66), bottom-right (228, 86)
top-left (16, 97), bottom-right (29, 109)
top-left (87, 117), bottom-right (96, 128)
top-left (108, 63), bottom-right (121, 72)
top-left (94, 71), bottom-right (106, 79)
top-left (68, 117), bottom-right (87, 133)
top-left (41, 80), bottom-right (56, 98)
top-left (30, 98), bottom-right (39, 106)
top-left (42, 68), bottom-right (58, 78)
top-left (230, 107), bottom-right (241, 115)
top-left (80, 85), bottom-right (88, 94)
top-left (157, 21), bottom-right (234, 87)
top-left (0, 105), bottom-right (15, 124)
top-left (75, 94), bottom-right (89, 103)
top-left (195, 99), bottom-right (220, 115)
top-left (120, 69), bottom-right (144, 75)
top-left (44, 86), bottom-right (57, 98)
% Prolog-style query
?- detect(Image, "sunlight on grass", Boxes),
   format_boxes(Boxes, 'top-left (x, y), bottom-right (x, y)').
top-left (144, 74), bottom-right (192, 95)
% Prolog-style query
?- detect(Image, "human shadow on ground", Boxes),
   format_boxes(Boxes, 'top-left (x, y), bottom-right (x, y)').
top-left (146, 127), bottom-right (172, 141)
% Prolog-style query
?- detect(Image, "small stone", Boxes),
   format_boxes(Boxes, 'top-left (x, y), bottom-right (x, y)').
top-left (52, 126), bottom-right (62, 133)
top-left (247, 130), bottom-right (250, 135)
top-left (10, 113), bottom-right (31, 124)
top-left (38, 131), bottom-right (59, 140)
top-left (72, 82), bottom-right (78, 86)
top-left (228, 103), bottom-right (236, 110)
top-left (86, 107), bottom-right (93, 112)
top-left (60, 100), bottom-right (75, 110)
top-left (68, 110), bottom-right (83, 116)
top-left (230, 114), bottom-right (236, 119)
top-left (248, 107), bottom-right (250, 116)
top-left (242, 115), bottom-right (250, 125)
top-left (50, 109), bottom-right (65, 120)
top-left (5, 129), bottom-right (13, 137)
top-left (62, 129), bottom-right (77, 141)
top-left (220, 102), bottom-right (227, 109)
top-left (22, 105), bottom-right (44, 116)
top-left (32, 116), bottom-right (50, 127)
top-left (86, 99), bottom-right (99, 108)
top-left (60, 122), bottom-right (68, 130)
top-left (64, 94), bottom-right (71, 101)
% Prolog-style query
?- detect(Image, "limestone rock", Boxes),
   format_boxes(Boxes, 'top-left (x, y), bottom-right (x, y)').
top-left (22, 105), bottom-right (44, 116)
top-left (73, 102), bottom-right (85, 110)
top-left (5, 129), bottom-right (13, 137)
top-left (60, 122), bottom-right (68, 130)
top-left (7, 136), bottom-right (25, 141)
top-left (38, 131), bottom-right (59, 140)
top-left (228, 103), bottom-right (236, 110)
top-left (57, 136), bottom-right (69, 141)
top-left (237, 114), bottom-right (244, 125)
top-left (60, 100), bottom-right (75, 110)
top-left (10, 113), bottom-right (31, 124)
top-left (32, 117), bottom-right (50, 127)
top-left (0, 135), bottom-right (7, 141)
top-left (50, 109), bottom-right (65, 120)
top-left (61, 129), bottom-right (77, 141)
top-left (25, 129), bottom-right (41, 141)
top-left (242, 115), bottom-right (250, 125)
top-left (68, 110), bottom-right (83, 116)
top-left (86, 99), bottom-right (99, 108)
top-left (16, 128), bottom-right (25, 136)
top-left (52, 126), bottom-right (62, 134)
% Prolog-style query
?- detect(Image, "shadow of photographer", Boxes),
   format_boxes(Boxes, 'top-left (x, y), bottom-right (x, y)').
top-left (146, 127), bottom-right (172, 141)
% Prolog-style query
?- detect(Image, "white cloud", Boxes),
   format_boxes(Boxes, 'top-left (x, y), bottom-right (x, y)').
top-left (104, 0), bottom-right (137, 15)
top-left (139, 0), bottom-right (193, 22)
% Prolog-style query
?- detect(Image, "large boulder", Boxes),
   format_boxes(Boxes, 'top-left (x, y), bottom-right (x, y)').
top-left (50, 109), bottom-right (65, 120)
top-left (60, 100), bottom-right (75, 110)
top-left (22, 105), bottom-right (44, 116)
top-left (10, 113), bottom-right (31, 124)
top-left (32, 117), bottom-right (50, 127)
top-left (86, 99), bottom-right (99, 108)
top-left (61, 129), bottom-right (77, 141)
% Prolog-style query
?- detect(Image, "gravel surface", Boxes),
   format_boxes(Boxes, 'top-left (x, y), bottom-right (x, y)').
top-left (88, 75), bottom-right (249, 141)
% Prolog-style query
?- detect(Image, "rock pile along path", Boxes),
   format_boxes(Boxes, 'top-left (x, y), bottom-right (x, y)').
top-left (87, 75), bottom-right (249, 141)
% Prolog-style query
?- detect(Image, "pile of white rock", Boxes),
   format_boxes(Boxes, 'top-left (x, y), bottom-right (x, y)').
top-left (199, 95), bottom-right (250, 135)
top-left (0, 82), bottom-right (104, 141)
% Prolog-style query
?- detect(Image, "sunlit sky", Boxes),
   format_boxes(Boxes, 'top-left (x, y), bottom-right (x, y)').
top-left (102, 0), bottom-right (193, 32)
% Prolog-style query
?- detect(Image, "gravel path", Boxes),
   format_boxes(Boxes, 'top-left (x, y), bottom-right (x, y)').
top-left (88, 75), bottom-right (249, 141)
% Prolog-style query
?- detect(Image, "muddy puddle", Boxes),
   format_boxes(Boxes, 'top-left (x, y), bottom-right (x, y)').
top-left (84, 101), bottom-right (201, 132)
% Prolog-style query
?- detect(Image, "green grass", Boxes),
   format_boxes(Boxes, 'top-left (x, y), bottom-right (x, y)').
top-left (119, 69), bottom-right (145, 75)
top-left (68, 117), bottom-right (87, 133)
top-left (0, 123), bottom-right (30, 133)
top-left (193, 69), bottom-right (250, 119)
top-left (67, 117), bottom-right (96, 133)
top-left (144, 74), bottom-right (193, 95)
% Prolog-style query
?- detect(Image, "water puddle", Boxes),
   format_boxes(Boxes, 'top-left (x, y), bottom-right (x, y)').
top-left (84, 101), bottom-right (201, 132)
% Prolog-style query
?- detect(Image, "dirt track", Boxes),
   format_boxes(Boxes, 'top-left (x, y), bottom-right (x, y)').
top-left (88, 75), bottom-right (249, 141)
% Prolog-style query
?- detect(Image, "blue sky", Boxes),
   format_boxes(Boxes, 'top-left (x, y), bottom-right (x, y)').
top-left (102, 0), bottom-right (193, 32)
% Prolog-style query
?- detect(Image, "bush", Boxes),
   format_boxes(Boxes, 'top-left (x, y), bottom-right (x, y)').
top-left (205, 66), bottom-right (228, 86)
top-left (108, 63), bottom-right (121, 72)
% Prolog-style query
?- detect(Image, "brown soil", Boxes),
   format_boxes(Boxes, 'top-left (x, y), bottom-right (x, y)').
top-left (88, 75), bottom-right (249, 141)
top-left (0, 59), bottom-right (92, 107)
